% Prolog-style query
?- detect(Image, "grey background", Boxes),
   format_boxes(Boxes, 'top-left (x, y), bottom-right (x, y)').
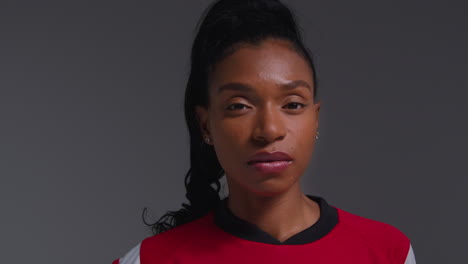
top-left (1, 0), bottom-right (466, 263)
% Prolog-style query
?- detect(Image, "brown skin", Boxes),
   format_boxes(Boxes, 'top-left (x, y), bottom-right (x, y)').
top-left (195, 38), bottom-right (321, 243)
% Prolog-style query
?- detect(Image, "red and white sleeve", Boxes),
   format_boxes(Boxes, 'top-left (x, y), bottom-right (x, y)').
top-left (112, 243), bottom-right (141, 264)
top-left (404, 244), bottom-right (416, 264)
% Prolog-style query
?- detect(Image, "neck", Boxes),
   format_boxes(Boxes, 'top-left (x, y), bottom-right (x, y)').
top-left (226, 181), bottom-right (320, 243)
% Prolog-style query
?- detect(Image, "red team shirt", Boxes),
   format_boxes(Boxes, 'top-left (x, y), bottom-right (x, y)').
top-left (112, 195), bottom-right (416, 264)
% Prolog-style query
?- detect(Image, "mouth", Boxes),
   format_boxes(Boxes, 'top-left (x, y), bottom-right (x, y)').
top-left (247, 151), bottom-right (293, 174)
top-left (247, 160), bottom-right (290, 165)
top-left (247, 151), bottom-right (293, 165)
top-left (247, 160), bottom-right (293, 174)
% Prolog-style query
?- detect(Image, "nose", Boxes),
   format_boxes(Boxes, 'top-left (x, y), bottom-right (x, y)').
top-left (251, 103), bottom-right (287, 144)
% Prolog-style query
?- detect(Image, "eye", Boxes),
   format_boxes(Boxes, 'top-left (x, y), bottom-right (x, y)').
top-left (226, 103), bottom-right (250, 111)
top-left (284, 102), bottom-right (307, 110)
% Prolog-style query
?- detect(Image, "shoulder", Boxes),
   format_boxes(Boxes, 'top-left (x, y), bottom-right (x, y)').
top-left (335, 207), bottom-right (410, 245)
top-left (112, 212), bottom-right (215, 264)
top-left (334, 206), bottom-right (416, 263)
top-left (142, 210), bottom-right (215, 249)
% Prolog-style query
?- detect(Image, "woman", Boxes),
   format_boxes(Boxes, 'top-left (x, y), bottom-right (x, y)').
top-left (113, 0), bottom-right (416, 263)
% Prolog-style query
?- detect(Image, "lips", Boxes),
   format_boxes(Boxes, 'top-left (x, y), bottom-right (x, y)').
top-left (247, 151), bottom-right (293, 165)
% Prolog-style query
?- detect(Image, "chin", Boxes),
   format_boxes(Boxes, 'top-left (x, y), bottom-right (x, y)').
top-left (245, 178), bottom-right (298, 197)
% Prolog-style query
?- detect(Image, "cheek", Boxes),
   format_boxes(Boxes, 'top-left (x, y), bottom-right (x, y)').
top-left (213, 117), bottom-right (247, 145)
top-left (289, 114), bottom-right (317, 162)
top-left (210, 118), bottom-right (249, 168)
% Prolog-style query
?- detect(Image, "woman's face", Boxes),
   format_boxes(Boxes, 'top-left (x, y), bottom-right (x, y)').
top-left (196, 38), bottom-right (320, 197)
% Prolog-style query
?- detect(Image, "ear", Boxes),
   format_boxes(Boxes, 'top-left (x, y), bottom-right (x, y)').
top-left (195, 105), bottom-right (210, 136)
top-left (314, 100), bottom-right (321, 128)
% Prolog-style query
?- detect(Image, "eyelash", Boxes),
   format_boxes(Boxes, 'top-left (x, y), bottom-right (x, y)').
top-left (226, 102), bottom-right (307, 111)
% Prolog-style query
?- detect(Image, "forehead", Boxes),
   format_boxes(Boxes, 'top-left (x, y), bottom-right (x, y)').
top-left (208, 39), bottom-right (314, 94)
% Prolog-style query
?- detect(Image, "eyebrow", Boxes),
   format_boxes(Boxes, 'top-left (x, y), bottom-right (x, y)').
top-left (217, 80), bottom-right (311, 95)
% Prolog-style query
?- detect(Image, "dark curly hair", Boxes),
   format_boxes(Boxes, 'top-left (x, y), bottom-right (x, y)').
top-left (144, 0), bottom-right (319, 235)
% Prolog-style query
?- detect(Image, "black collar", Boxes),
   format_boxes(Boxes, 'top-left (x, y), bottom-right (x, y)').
top-left (213, 194), bottom-right (338, 245)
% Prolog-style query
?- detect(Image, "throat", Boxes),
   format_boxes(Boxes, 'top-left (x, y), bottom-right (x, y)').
top-left (225, 192), bottom-right (321, 244)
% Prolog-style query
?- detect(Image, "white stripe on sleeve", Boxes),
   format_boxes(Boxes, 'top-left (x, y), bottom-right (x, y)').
top-left (404, 244), bottom-right (416, 264)
top-left (119, 242), bottom-right (141, 264)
